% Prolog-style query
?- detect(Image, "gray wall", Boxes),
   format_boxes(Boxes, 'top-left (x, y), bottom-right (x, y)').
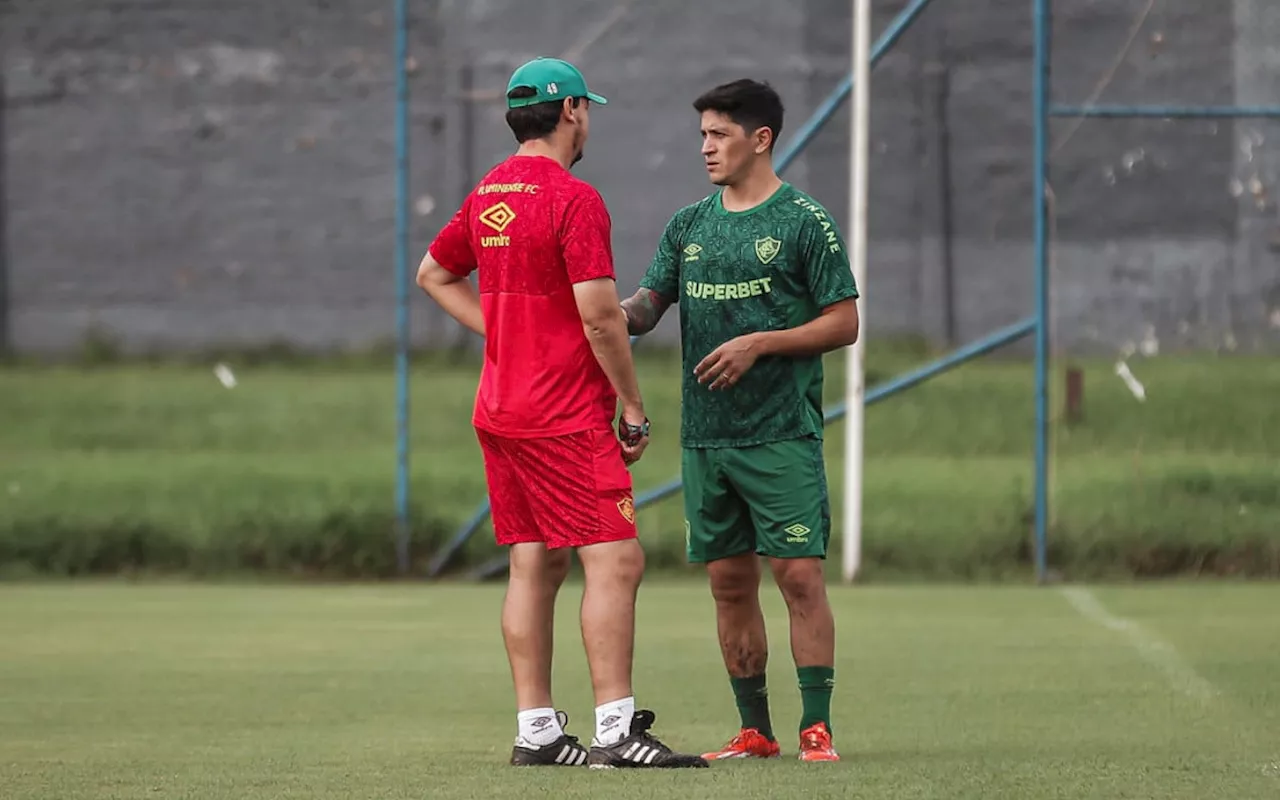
top-left (5, 0), bottom-right (1279, 356)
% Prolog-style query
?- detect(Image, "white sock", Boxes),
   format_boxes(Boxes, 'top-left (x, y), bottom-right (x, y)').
top-left (593, 696), bottom-right (635, 746)
top-left (516, 707), bottom-right (562, 748)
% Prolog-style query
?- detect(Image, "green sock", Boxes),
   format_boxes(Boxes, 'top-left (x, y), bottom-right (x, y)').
top-left (797, 666), bottom-right (835, 733)
top-left (729, 675), bottom-right (774, 741)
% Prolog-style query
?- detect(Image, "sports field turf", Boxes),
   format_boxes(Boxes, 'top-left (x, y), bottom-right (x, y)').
top-left (2, 582), bottom-right (1276, 799)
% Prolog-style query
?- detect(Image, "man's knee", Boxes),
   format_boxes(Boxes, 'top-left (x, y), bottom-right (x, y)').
top-left (509, 543), bottom-right (572, 593)
top-left (579, 538), bottom-right (645, 587)
top-left (708, 553), bottom-right (761, 607)
top-left (616, 540), bottom-right (645, 587)
top-left (769, 557), bottom-right (826, 607)
top-left (545, 547), bottom-right (572, 588)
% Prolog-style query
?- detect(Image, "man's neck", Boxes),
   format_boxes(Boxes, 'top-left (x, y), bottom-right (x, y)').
top-left (515, 138), bottom-right (572, 170)
top-left (721, 163), bottom-right (783, 212)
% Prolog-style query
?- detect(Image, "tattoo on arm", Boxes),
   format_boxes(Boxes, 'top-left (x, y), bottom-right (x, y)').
top-left (621, 288), bottom-right (672, 335)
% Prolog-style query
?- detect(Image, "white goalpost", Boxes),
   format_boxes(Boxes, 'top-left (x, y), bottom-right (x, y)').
top-left (841, 0), bottom-right (871, 584)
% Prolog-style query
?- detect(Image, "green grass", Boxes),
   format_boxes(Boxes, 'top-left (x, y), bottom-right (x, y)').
top-left (1, 582), bottom-right (1277, 799)
top-left (1, 347), bottom-right (1278, 578)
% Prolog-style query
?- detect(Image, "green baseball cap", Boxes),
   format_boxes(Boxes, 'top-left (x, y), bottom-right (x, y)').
top-left (506, 57), bottom-right (608, 109)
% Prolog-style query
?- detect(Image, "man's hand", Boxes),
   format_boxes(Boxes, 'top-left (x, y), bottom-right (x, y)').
top-left (695, 300), bottom-right (859, 391)
top-left (617, 409), bottom-right (650, 465)
top-left (694, 333), bottom-right (762, 391)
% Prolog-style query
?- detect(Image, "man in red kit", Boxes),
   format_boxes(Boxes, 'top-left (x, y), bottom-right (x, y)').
top-left (416, 57), bottom-right (707, 770)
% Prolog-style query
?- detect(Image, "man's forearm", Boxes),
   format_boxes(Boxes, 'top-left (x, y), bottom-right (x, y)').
top-left (753, 301), bottom-right (858, 358)
top-left (584, 309), bottom-right (645, 414)
top-left (425, 280), bottom-right (485, 336)
top-left (621, 288), bottom-right (673, 336)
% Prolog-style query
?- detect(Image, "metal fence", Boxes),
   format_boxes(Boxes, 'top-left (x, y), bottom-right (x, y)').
top-left (4, 1), bottom-right (1279, 576)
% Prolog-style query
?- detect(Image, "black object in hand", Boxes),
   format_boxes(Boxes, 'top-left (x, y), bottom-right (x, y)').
top-left (619, 417), bottom-right (650, 447)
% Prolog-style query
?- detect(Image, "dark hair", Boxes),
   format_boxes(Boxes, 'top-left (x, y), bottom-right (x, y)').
top-left (692, 79), bottom-right (785, 150)
top-left (505, 86), bottom-right (582, 144)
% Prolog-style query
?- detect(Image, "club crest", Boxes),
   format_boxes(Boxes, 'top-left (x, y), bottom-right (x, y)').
top-left (617, 496), bottom-right (635, 523)
top-left (754, 236), bottom-right (781, 264)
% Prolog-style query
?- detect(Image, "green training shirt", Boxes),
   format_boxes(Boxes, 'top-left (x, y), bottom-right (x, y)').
top-left (640, 182), bottom-right (860, 449)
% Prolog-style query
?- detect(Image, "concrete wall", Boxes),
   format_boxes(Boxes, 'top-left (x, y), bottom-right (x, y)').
top-left (5, 0), bottom-right (1279, 355)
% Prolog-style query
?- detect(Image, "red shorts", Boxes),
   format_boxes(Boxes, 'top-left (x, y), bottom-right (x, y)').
top-left (476, 427), bottom-right (638, 550)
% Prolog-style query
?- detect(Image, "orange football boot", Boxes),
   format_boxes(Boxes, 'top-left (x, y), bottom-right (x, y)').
top-left (701, 728), bottom-right (781, 760)
top-left (797, 722), bottom-right (840, 762)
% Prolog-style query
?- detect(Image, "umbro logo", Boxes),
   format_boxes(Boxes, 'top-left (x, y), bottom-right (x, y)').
top-left (683, 243), bottom-right (702, 262)
top-left (784, 523), bottom-right (811, 542)
top-left (478, 202), bottom-right (516, 233)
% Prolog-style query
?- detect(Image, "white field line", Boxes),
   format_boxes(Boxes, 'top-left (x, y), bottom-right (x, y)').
top-left (1060, 586), bottom-right (1218, 705)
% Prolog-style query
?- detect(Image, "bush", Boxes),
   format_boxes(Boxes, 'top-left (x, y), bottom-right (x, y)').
top-left (3, 352), bottom-right (1278, 581)
top-left (0, 511), bottom-right (451, 579)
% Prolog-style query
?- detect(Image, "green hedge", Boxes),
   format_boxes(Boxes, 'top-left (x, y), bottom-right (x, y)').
top-left (2, 352), bottom-right (1279, 581)
top-left (0, 512), bottom-right (451, 579)
top-left (2, 479), bottom-right (1276, 581)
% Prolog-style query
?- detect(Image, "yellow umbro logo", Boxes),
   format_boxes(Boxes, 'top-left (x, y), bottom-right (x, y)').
top-left (478, 202), bottom-right (516, 233)
top-left (683, 243), bottom-right (702, 262)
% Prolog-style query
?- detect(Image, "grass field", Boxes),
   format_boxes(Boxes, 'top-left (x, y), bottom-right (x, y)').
top-left (1, 581), bottom-right (1277, 799)
top-left (2, 346), bottom-right (1279, 578)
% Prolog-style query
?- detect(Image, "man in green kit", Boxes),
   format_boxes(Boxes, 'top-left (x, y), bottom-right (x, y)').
top-left (622, 79), bottom-right (860, 763)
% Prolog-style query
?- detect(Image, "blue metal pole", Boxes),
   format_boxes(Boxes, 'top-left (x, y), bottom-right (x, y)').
top-left (1049, 104), bottom-right (1280, 119)
top-left (0, 69), bottom-right (8, 354)
top-left (427, 499), bottom-right (490, 578)
top-left (469, 554), bottom-right (513, 582)
top-left (635, 317), bottom-right (1037, 511)
top-left (823, 317), bottom-right (1037, 422)
top-left (776, 0), bottom-right (939, 174)
top-left (1031, 0), bottom-right (1050, 584)
top-left (393, 0), bottom-right (411, 575)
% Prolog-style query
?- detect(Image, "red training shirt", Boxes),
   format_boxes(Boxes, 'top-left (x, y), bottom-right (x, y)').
top-left (428, 154), bottom-right (619, 438)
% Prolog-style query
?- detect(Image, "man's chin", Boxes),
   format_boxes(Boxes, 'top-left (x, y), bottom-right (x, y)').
top-left (571, 149), bottom-right (584, 167)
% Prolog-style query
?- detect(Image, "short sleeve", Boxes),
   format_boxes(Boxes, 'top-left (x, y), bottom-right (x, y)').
top-left (559, 186), bottom-right (615, 284)
top-left (801, 212), bottom-right (860, 308)
top-left (428, 197), bottom-right (477, 277)
top-left (638, 213), bottom-right (682, 302)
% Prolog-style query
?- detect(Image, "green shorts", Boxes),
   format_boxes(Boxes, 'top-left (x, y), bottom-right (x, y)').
top-left (681, 437), bottom-right (831, 564)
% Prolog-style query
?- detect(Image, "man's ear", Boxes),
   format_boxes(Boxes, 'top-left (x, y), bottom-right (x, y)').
top-left (754, 126), bottom-right (774, 154)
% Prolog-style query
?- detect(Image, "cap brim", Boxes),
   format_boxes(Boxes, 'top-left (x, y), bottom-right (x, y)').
top-left (586, 92), bottom-right (608, 105)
